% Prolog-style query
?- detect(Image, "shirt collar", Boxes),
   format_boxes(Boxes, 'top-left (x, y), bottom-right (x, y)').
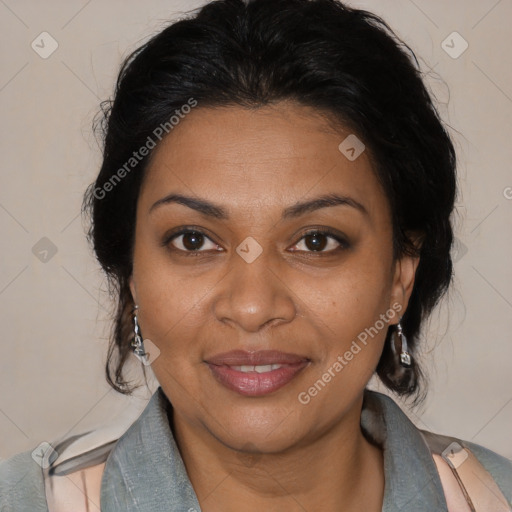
top-left (101, 387), bottom-right (447, 512)
top-left (361, 390), bottom-right (448, 511)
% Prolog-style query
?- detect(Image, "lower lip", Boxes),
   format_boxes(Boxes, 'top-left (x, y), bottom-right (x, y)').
top-left (206, 362), bottom-right (309, 396)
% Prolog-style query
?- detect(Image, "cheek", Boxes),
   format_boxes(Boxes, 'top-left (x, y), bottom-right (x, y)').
top-left (135, 282), bottom-right (206, 354)
top-left (299, 254), bottom-right (392, 388)
top-left (303, 255), bottom-right (392, 332)
top-left (132, 243), bottom-right (219, 362)
top-left (132, 243), bottom-right (181, 337)
top-left (298, 290), bottom-right (390, 415)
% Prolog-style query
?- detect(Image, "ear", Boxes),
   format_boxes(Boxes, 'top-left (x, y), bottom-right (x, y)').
top-left (129, 275), bottom-right (137, 305)
top-left (389, 233), bottom-right (422, 324)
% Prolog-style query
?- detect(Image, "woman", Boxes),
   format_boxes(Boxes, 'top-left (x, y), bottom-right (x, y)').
top-left (1, 0), bottom-right (511, 510)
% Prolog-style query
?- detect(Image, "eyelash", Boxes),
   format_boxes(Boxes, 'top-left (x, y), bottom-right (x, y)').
top-left (162, 226), bottom-right (349, 257)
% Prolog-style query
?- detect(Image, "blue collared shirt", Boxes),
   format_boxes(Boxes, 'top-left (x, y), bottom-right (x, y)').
top-left (2, 387), bottom-right (511, 511)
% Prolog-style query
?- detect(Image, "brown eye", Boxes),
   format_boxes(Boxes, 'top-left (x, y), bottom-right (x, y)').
top-left (167, 230), bottom-right (219, 252)
top-left (182, 231), bottom-right (205, 250)
top-left (304, 232), bottom-right (328, 251)
top-left (290, 229), bottom-right (349, 253)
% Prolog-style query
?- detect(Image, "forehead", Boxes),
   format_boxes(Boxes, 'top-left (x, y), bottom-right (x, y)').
top-left (140, 102), bottom-right (388, 219)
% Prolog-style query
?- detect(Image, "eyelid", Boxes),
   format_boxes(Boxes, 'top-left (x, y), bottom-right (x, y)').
top-left (289, 227), bottom-right (349, 252)
top-left (163, 227), bottom-right (221, 252)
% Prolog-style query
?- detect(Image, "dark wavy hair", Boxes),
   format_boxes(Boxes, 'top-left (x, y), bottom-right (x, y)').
top-left (83, 0), bottom-right (456, 403)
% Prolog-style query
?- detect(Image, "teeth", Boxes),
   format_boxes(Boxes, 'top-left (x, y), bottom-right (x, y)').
top-left (230, 364), bottom-right (284, 373)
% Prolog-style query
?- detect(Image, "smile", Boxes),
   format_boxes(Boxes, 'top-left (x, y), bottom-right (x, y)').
top-left (206, 360), bottom-right (309, 396)
top-left (229, 364), bottom-right (289, 373)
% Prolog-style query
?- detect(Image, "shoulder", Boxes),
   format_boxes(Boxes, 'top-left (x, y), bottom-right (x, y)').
top-left (420, 428), bottom-right (512, 509)
top-left (463, 439), bottom-right (512, 502)
top-left (366, 390), bottom-right (512, 483)
top-left (0, 449), bottom-right (48, 511)
top-left (0, 420), bottom-right (129, 512)
top-left (0, 435), bottom-right (119, 512)
top-left (363, 390), bottom-right (512, 509)
top-left (0, 396), bottom-right (147, 511)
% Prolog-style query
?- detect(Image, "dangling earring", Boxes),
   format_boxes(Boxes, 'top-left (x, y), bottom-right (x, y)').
top-left (131, 305), bottom-right (147, 360)
top-left (392, 318), bottom-right (412, 368)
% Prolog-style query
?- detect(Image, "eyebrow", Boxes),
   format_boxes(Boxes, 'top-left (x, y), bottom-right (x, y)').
top-left (149, 192), bottom-right (368, 219)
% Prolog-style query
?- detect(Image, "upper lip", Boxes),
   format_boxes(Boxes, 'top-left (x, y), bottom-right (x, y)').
top-left (205, 350), bottom-right (310, 366)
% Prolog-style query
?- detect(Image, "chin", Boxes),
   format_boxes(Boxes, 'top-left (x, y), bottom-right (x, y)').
top-left (208, 407), bottom-right (304, 453)
top-left (223, 430), bottom-right (301, 457)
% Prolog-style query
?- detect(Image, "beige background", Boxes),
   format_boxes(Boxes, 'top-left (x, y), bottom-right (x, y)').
top-left (1, 0), bottom-right (511, 462)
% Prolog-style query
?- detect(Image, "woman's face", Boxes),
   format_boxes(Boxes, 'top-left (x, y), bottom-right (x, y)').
top-left (130, 101), bottom-right (418, 453)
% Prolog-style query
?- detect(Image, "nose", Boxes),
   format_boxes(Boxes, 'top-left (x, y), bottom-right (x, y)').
top-left (212, 249), bottom-right (297, 333)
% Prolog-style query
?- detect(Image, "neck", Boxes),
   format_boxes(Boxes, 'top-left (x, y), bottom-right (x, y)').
top-left (169, 394), bottom-right (384, 512)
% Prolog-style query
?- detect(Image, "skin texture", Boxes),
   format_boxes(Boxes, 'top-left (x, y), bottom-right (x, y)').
top-left (129, 101), bottom-right (420, 511)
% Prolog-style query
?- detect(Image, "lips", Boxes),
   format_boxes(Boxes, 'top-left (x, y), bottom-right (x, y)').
top-left (205, 350), bottom-right (310, 396)
top-left (205, 349), bottom-right (309, 366)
